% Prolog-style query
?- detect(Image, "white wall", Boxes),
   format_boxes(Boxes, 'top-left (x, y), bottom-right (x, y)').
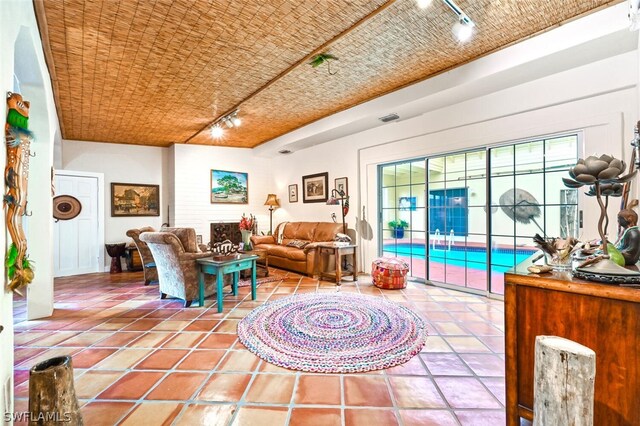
top-left (172, 144), bottom-right (275, 240)
top-left (62, 140), bottom-right (169, 268)
top-left (0, 0), bottom-right (61, 420)
top-left (270, 50), bottom-right (638, 270)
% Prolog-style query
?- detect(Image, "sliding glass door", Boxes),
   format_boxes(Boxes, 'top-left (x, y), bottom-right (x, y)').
top-left (378, 133), bottom-right (579, 295)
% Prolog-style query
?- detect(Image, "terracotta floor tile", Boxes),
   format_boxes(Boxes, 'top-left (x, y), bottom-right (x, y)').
top-left (123, 319), bottom-right (164, 331)
top-left (294, 375), bottom-right (341, 405)
top-left (183, 320), bottom-right (220, 332)
top-left (146, 372), bottom-right (208, 400)
top-left (151, 320), bottom-right (191, 331)
top-left (344, 376), bottom-right (393, 407)
top-left (481, 377), bottom-right (506, 405)
top-left (80, 401), bottom-right (135, 426)
top-left (97, 371), bottom-right (165, 400)
top-left (389, 376), bottom-right (447, 408)
top-left (59, 331), bottom-right (111, 346)
top-left (258, 361), bottom-right (293, 374)
top-left (145, 309), bottom-right (179, 319)
top-left (399, 409), bottom-right (459, 426)
top-left (14, 347), bottom-right (45, 364)
top-left (14, 369), bottom-right (29, 386)
top-left (245, 374), bottom-right (295, 404)
top-left (434, 377), bottom-right (502, 409)
top-left (74, 371), bottom-right (125, 399)
top-left (345, 408), bottom-right (399, 425)
top-left (95, 349), bottom-right (152, 370)
top-left (135, 349), bottom-right (189, 370)
top-left (120, 402), bottom-right (183, 425)
top-left (217, 350), bottom-right (260, 372)
top-left (197, 333), bottom-right (237, 349)
top-left (444, 336), bottom-right (492, 353)
top-left (421, 336), bottom-right (453, 353)
top-left (128, 332), bottom-right (174, 348)
top-left (455, 409), bottom-right (507, 425)
top-left (385, 356), bottom-right (428, 375)
top-left (173, 404), bottom-right (236, 426)
top-left (232, 406), bottom-right (288, 426)
top-left (196, 373), bottom-right (252, 402)
top-left (422, 353), bottom-right (472, 376)
top-left (176, 350), bottom-right (226, 371)
top-left (460, 353), bottom-right (505, 377)
top-left (18, 348), bottom-right (79, 369)
top-left (72, 348), bottom-right (119, 369)
top-left (291, 408), bottom-right (342, 426)
top-left (92, 331), bottom-right (144, 347)
top-left (162, 332), bottom-right (206, 349)
top-left (26, 331), bottom-right (79, 346)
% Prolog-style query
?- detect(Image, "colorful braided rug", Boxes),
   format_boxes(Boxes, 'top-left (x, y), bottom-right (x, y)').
top-left (237, 292), bottom-right (428, 373)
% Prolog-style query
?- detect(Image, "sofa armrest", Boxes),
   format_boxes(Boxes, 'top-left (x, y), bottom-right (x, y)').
top-left (251, 235), bottom-right (275, 245)
top-left (180, 252), bottom-right (212, 261)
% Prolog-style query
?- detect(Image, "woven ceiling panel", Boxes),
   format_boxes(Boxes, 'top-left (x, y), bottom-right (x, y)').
top-left (37, 0), bottom-right (620, 148)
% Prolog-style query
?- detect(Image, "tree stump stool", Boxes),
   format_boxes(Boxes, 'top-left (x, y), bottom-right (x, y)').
top-left (105, 243), bottom-right (126, 273)
top-left (29, 355), bottom-right (83, 425)
top-left (533, 335), bottom-right (595, 426)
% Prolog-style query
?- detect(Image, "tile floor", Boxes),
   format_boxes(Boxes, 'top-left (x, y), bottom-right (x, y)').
top-left (12, 269), bottom-right (507, 425)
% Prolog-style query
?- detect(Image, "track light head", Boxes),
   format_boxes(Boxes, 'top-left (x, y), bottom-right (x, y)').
top-left (452, 18), bottom-right (474, 42)
top-left (210, 125), bottom-right (224, 138)
top-left (416, 0), bottom-right (433, 9)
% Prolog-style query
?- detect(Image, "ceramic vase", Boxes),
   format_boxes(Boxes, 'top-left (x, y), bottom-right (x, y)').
top-left (241, 230), bottom-right (252, 250)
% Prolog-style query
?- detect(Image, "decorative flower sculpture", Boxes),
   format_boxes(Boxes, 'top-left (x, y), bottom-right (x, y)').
top-left (584, 182), bottom-right (623, 237)
top-left (563, 154), bottom-right (636, 258)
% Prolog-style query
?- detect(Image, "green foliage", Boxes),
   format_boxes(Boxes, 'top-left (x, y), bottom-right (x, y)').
top-left (309, 53), bottom-right (338, 68)
top-left (5, 244), bottom-right (18, 268)
top-left (388, 219), bottom-right (409, 229)
top-left (217, 175), bottom-right (244, 193)
top-left (5, 244), bottom-right (35, 280)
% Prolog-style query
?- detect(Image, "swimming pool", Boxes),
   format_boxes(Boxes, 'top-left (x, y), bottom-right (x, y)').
top-left (382, 243), bottom-right (535, 273)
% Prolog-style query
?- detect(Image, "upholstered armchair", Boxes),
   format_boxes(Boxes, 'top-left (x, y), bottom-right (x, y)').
top-left (126, 227), bottom-right (158, 285)
top-left (140, 229), bottom-right (219, 307)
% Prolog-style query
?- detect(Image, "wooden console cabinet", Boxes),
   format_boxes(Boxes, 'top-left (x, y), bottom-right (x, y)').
top-left (505, 257), bottom-right (640, 425)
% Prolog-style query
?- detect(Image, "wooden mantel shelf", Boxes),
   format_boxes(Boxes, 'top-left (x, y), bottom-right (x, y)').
top-left (504, 254), bottom-right (640, 426)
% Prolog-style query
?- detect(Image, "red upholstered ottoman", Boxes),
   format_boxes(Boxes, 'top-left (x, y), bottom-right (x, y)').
top-left (372, 257), bottom-right (409, 289)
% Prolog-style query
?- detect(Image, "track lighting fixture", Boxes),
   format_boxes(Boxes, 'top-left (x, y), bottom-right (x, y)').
top-left (415, 0), bottom-right (476, 42)
top-left (209, 109), bottom-right (241, 139)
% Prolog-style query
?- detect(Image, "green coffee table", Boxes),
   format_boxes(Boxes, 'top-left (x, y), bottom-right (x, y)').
top-left (197, 254), bottom-right (258, 312)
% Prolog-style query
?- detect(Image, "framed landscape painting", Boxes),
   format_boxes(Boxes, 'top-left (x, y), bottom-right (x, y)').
top-left (302, 172), bottom-right (329, 203)
top-left (211, 169), bottom-right (248, 204)
top-left (111, 183), bottom-right (160, 217)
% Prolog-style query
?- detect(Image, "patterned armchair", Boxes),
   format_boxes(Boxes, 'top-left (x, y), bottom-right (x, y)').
top-left (126, 227), bottom-right (158, 285)
top-left (140, 228), bottom-right (221, 307)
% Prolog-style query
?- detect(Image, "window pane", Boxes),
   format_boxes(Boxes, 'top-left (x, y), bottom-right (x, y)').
top-left (382, 165), bottom-right (395, 187)
top-left (446, 153), bottom-right (466, 182)
top-left (491, 145), bottom-right (514, 176)
top-left (382, 187), bottom-right (396, 209)
top-left (515, 140), bottom-right (544, 174)
top-left (429, 157), bottom-right (445, 182)
top-left (411, 160), bottom-right (426, 184)
top-left (396, 163), bottom-right (411, 185)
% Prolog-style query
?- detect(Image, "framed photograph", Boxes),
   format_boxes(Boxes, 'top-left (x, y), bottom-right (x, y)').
top-left (196, 234), bottom-right (203, 245)
top-left (302, 172), bottom-right (329, 203)
top-left (289, 184), bottom-right (298, 203)
top-left (111, 183), bottom-right (160, 217)
top-left (399, 196), bottom-right (417, 211)
top-left (211, 169), bottom-right (248, 204)
top-left (334, 177), bottom-right (348, 196)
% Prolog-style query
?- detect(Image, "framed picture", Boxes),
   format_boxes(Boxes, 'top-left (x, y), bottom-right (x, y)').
top-left (289, 184), bottom-right (298, 203)
top-left (111, 183), bottom-right (160, 217)
top-left (334, 177), bottom-right (348, 196)
top-left (196, 234), bottom-right (203, 245)
top-left (399, 196), bottom-right (417, 211)
top-left (302, 172), bottom-right (329, 203)
top-left (211, 169), bottom-right (248, 204)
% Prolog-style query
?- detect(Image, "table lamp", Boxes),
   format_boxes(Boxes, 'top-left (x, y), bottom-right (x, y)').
top-left (264, 194), bottom-right (279, 235)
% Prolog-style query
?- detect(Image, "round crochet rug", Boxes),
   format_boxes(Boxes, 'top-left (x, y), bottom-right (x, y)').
top-left (237, 292), bottom-right (427, 373)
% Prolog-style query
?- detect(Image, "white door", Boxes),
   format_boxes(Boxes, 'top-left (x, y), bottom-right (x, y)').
top-left (54, 174), bottom-right (100, 276)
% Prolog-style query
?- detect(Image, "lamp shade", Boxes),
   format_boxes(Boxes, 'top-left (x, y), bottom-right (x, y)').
top-left (264, 194), bottom-right (279, 207)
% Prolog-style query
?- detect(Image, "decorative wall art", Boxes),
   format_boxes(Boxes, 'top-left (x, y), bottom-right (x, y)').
top-left (211, 169), bottom-right (248, 204)
top-left (4, 92), bottom-right (35, 293)
top-left (289, 184), bottom-right (298, 203)
top-left (399, 196), bottom-right (417, 211)
top-left (334, 177), bottom-right (348, 196)
top-left (302, 172), bottom-right (329, 203)
top-left (111, 183), bottom-right (160, 217)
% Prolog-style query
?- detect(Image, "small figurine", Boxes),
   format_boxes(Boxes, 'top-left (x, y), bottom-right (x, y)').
top-left (615, 209), bottom-right (640, 265)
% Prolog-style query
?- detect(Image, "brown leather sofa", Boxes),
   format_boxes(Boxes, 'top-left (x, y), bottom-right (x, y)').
top-left (251, 222), bottom-right (342, 275)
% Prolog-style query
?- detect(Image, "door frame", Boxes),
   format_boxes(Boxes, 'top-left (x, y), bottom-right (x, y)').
top-left (54, 170), bottom-right (105, 274)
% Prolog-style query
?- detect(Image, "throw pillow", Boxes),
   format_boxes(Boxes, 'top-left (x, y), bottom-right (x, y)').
top-left (286, 239), bottom-right (309, 249)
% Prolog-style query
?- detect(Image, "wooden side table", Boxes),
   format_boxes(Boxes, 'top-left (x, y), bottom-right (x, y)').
top-left (317, 243), bottom-right (358, 285)
top-left (239, 248), bottom-right (268, 278)
top-left (124, 246), bottom-right (143, 272)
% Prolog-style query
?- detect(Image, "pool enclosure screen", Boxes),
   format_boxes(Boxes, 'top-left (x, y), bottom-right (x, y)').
top-left (380, 134), bottom-right (579, 295)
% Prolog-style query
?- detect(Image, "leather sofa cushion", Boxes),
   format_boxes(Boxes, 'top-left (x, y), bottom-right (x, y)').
top-left (267, 245), bottom-right (306, 261)
top-left (282, 222), bottom-right (317, 241)
top-left (314, 222), bottom-right (343, 242)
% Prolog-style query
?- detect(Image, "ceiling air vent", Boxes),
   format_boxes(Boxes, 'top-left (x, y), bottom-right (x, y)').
top-left (378, 113), bottom-right (399, 123)
top-left (278, 149), bottom-right (292, 154)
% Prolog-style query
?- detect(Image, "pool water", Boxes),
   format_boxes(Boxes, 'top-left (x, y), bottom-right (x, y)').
top-left (383, 243), bottom-right (535, 273)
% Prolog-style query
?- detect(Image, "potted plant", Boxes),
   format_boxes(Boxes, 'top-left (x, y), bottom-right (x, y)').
top-left (388, 219), bottom-right (409, 239)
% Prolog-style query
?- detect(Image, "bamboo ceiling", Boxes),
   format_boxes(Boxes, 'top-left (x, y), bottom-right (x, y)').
top-left (35, 0), bottom-right (621, 148)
